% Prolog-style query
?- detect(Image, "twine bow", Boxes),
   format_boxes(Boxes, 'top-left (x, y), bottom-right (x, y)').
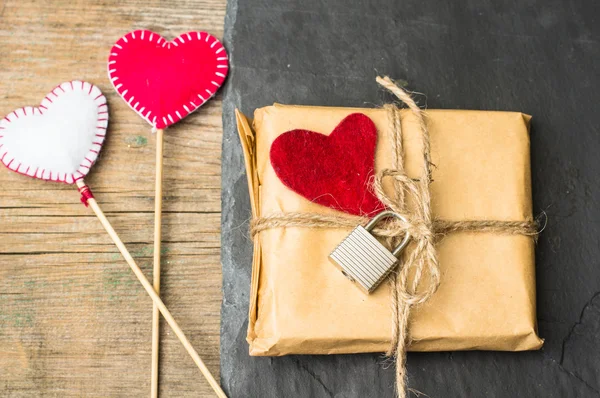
top-left (250, 76), bottom-right (538, 398)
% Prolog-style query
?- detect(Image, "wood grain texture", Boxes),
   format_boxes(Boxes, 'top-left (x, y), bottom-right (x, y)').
top-left (0, 0), bottom-right (226, 396)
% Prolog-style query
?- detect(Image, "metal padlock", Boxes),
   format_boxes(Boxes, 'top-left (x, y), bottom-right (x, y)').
top-left (329, 210), bottom-right (411, 294)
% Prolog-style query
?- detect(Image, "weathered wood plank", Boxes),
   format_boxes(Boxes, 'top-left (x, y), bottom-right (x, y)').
top-left (0, 0), bottom-right (226, 396)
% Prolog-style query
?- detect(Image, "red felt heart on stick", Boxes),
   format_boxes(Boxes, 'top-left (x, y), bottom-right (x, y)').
top-left (108, 30), bottom-right (228, 129)
top-left (270, 113), bottom-right (385, 217)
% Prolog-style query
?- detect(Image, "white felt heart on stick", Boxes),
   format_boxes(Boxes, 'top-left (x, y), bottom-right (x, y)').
top-left (0, 81), bottom-right (108, 184)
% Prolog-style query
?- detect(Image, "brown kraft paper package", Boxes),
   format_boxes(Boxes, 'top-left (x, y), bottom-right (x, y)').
top-left (236, 103), bottom-right (544, 356)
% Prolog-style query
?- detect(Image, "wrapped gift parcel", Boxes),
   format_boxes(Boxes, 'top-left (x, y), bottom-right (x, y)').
top-left (235, 99), bottom-right (544, 356)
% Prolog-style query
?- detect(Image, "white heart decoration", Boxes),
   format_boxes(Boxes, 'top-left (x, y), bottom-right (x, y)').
top-left (0, 81), bottom-right (108, 184)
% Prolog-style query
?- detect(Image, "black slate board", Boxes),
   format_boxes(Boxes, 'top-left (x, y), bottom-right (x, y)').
top-left (220, 1), bottom-right (600, 396)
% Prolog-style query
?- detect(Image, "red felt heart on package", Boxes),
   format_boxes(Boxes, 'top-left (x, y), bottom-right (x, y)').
top-left (270, 113), bottom-right (385, 217)
top-left (108, 30), bottom-right (228, 129)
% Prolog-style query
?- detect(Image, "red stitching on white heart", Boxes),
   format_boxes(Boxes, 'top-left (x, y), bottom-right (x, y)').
top-left (0, 80), bottom-right (108, 184)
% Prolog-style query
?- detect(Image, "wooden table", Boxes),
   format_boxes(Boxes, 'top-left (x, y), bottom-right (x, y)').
top-left (0, 1), bottom-right (226, 396)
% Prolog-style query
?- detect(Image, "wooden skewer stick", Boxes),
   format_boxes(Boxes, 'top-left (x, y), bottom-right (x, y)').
top-left (151, 128), bottom-right (164, 398)
top-left (76, 179), bottom-right (227, 398)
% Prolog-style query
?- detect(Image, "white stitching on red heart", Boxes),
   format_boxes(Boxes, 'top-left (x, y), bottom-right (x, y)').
top-left (107, 30), bottom-right (229, 129)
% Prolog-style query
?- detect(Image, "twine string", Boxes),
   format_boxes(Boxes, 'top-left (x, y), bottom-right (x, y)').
top-left (249, 76), bottom-right (538, 398)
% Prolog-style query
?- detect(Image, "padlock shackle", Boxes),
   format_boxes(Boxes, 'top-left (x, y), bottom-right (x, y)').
top-left (364, 210), bottom-right (411, 257)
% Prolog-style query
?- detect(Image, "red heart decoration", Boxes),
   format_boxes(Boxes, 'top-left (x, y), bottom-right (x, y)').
top-left (108, 30), bottom-right (228, 129)
top-left (270, 113), bottom-right (385, 217)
